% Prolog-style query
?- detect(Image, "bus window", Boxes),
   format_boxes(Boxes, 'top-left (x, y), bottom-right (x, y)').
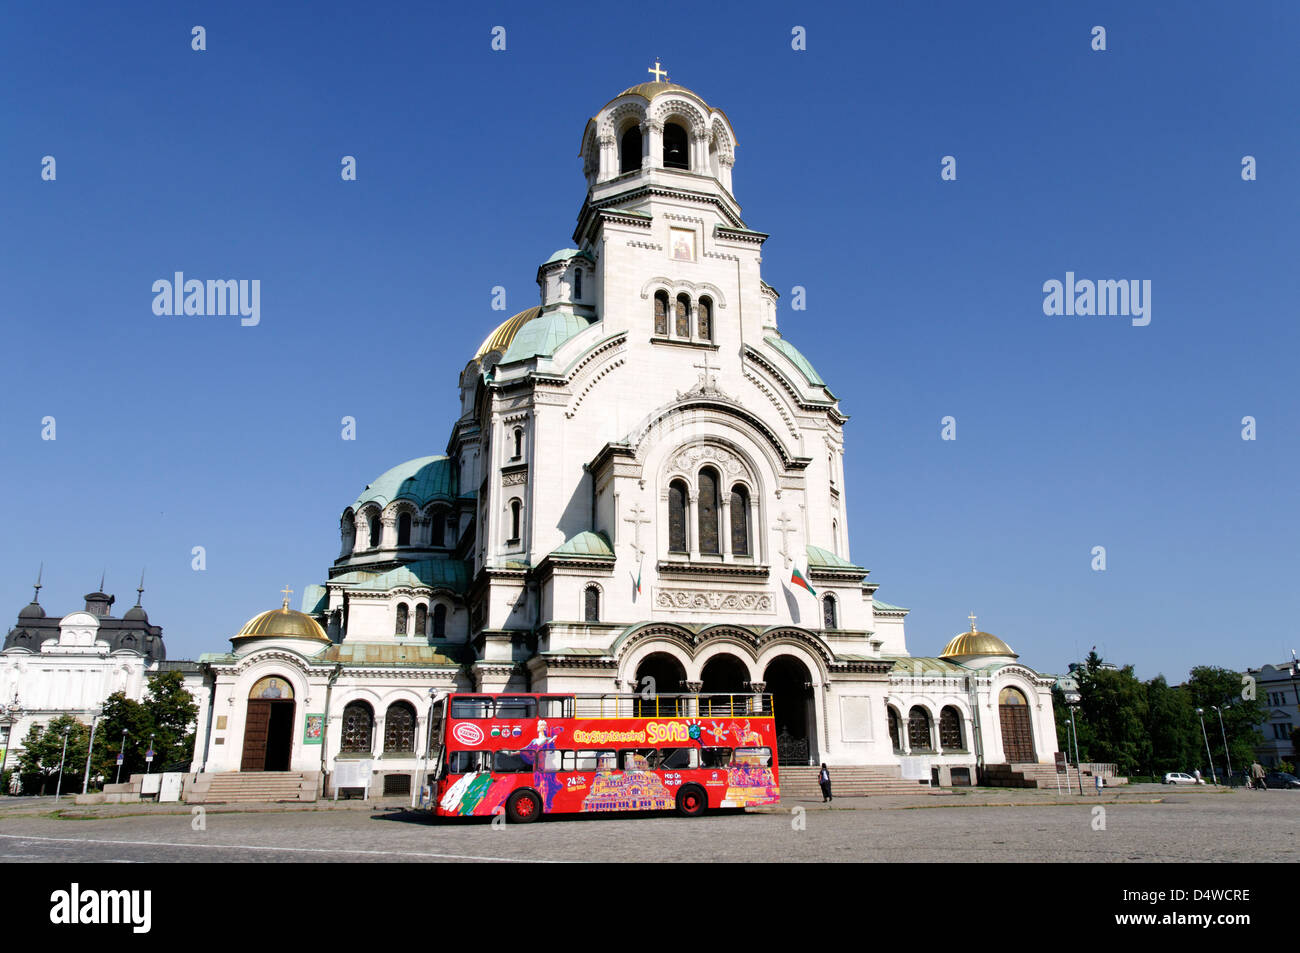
top-left (570, 750), bottom-right (615, 772)
top-left (701, 747), bottom-right (733, 768)
top-left (447, 750), bottom-right (488, 773)
top-left (733, 747), bottom-right (772, 767)
top-left (495, 696), bottom-right (537, 719)
top-left (539, 750), bottom-right (563, 772)
top-left (494, 750), bottom-right (535, 773)
top-left (659, 748), bottom-right (699, 770)
top-left (451, 697), bottom-right (493, 719)
top-left (539, 696), bottom-right (571, 718)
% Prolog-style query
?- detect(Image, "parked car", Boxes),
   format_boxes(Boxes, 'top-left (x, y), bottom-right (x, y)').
top-left (1163, 772), bottom-right (1204, 785)
top-left (1263, 772), bottom-right (1300, 790)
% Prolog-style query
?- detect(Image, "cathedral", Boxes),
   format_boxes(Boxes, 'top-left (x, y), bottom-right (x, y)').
top-left (187, 74), bottom-right (1060, 798)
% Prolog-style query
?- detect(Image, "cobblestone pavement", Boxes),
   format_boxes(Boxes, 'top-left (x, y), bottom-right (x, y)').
top-left (0, 786), bottom-right (1292, 862)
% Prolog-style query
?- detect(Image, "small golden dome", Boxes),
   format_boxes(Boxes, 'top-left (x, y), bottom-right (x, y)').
top-left (474, 307), bottom-right (541, 362)
top-left (940, 615), bottom-right (1017, 660)
top-left (234, 593), bottom-right (330, 644)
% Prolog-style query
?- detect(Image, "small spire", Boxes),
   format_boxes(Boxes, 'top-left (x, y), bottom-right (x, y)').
top-left (136, 568), bottom-right (146, 606)
top-left (32, 563), bottom-right (43, 603)
top-left (99, 568), bottom-right (106, 593)
top-left (281, 585), bottom-right (294, 610)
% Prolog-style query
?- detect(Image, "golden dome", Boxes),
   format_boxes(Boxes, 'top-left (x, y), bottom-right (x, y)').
top-left (940, 616), bottom-right (1017, 660)
top-left (474, 307), bottom-right (541, 362)
top-left (234, 595), bottom-right (330, 644)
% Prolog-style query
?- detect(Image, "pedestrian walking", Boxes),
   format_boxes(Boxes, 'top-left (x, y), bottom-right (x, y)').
top-left (1251, 761), bottom-right (1267, 791)
top-left (818, 762), bottom-right (832, 802)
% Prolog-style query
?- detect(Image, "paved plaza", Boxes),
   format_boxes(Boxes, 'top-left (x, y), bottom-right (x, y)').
top-left (0, 786), bottom-right (1291, 863)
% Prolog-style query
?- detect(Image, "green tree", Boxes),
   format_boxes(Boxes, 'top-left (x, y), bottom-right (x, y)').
top-left (1144, 675), bottom-right (1198, 775)
top-left (1074, 650), bottom-right (1150, 775)
top-left (1184, 666), bottom-right (1265, 777)
top-left (95, 672), bottom-right (198, 783)
top-left (17, 715), bottom-right (92, 795)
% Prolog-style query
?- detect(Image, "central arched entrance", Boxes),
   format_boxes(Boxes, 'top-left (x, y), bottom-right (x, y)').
top-left (764, 655), bottom-right (818, 766)
top-left (998, 686), bottom-right (1035, 763)
top-left (241, 675), bottom-right (295, 772)
top-left (699, 653), bottom-right (750, 717)
top-left (634, 652), bottom-right (687, 716)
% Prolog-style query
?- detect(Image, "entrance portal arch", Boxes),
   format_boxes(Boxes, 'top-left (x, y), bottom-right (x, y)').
top-left (634, 652), bottom-right (688, 716)
top-left (998, 686), bottom-right (1035, 763)
top-left (764, 655), bottom-right (818, 765)
top-left (241, 675), bottom-right (296, 772)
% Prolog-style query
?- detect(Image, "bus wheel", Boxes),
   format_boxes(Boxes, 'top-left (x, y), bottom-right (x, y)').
top-left (506, 789), bottom-right (542, 824)
top-left (675, 785), bottom-right (707, 818)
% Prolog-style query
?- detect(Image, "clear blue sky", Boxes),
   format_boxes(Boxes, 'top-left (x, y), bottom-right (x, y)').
top-left (2, 1), bottom-right (1296, 681)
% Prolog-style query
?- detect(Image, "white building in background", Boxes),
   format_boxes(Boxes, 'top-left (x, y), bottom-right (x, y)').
top-left (1248, 660), bottom-right (1299, 767)
top-left (1, 577), bottom-right (172, 770)
top-left (187, 74), bottom-right (1061, 799)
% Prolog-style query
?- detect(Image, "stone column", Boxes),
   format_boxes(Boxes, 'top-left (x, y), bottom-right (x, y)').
top-left (644, 120), bottom-right (662, 170)
top-left (599, 133), bottom-right (615, 181)
top-left (720, 493), bottom-right (732, 558)
top-left (687, 491), bottom-right (699, 559)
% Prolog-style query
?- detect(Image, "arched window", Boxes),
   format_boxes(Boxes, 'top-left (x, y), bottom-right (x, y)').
top-left (654, 290), bottom-right (669, 336)
top-left (729, 484), bottom-right (750, 555)
top-left (698, 296), bottom-right (712, 341)
top-left (430, 510), bottom-right (446, 547)
top-left (940, 706), bottom-right (964, 750)
top-left (620, 125), bottom-right (642, 174)
top-left (675, 294), bottom-right (690, 338)
top-left (574, 268), bottom-right (582, 299)
top-left (584, 585), bottom-right (600, 623)
top-left (698, 467), bottom-right (720, 555)
top-left (668, 480), bottom-right (688, 553)
top-left (888, 708), bottom-right (902, 751)
top-left (908, 707), bottom-right (933, 751)
top-left (367, 512), bottom-right (380, 548)
top-left (384, 702), bottom-right (416, 753)
top-left (341, 701), bottom-right (374, 753)
top-left (395, 602), bottom-right (409, 636)
top-left (415, 604), bottom-right (427, 637)
top-left (509, 499), bottom-right (522, 543)
top-left (432, 604), bottom-right (447, 638)
top-left (397, 512), bottom-right (411, 546)
top-left (663, 122), bottom-right (689, 170)
top-left (823, 595), bottom-right (837, 630)
top-left (513, 428), bottom-right (523, 459)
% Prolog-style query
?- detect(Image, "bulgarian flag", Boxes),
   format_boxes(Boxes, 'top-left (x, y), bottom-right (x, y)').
top-left (631, 560), bottom-right (643, 599)
top-left (790, 565), bottom-right (817, 597)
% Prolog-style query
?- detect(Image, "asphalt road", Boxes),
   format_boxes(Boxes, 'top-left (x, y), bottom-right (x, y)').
top-left (0, 786), bottom-right (1293, 863)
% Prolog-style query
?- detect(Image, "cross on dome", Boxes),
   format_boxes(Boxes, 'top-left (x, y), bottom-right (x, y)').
top-left (281, 585), bottom-right (294, 610)
top-left (968, 611), bottom-right (978, 632)
top-left (648, 60), bottom-right (668, 82)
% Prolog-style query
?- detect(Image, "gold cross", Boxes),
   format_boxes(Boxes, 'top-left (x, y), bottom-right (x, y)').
top-left (281, 585), bottom-right (294, 609)
top-left (968, 611), bottom-right (978, 632)
top-left (648, 60), bottom-right (668, 83)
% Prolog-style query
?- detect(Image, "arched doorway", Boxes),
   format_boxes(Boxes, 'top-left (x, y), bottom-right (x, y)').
top-left (634, 652), bottom-right (687, 716)
top-left (241, 675), bottom-right (295, 772)
top-left (998, 686), bottom-right (1035, 763)
top-left (699, 653), bottom-right (750, 717)
top-left (764, 655), bottom-right (818, 766)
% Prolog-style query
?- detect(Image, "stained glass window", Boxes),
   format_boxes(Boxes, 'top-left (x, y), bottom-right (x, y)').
top-left (384, 702), bottom-right (416, 752)
top-left (698, 297), bottom-right (712, 340)
top-left (940, 707), bottom-right (964, 749)
top-left (675, 295), bottom-right (690, 337)
top-left (668, 481), bottom-right (688, 552)
top-left (584, 585), bottom-right (600, 622)
top-left (395, 603), bottom-right (408, 636)
top-left (730, 485), bottom-right (749, 555)
top-left (698, 468), bottom-right (720, 554)
top-left (654, 291), bottom-right (668, 336)
top-left (823, 595), bottom-right (837, 629)
top-left (341, 702), bottom-right (373, 753)
top-left (908, 708), bottom-right (932, 751)
top-left (415, 603), bottom-right (427, 637)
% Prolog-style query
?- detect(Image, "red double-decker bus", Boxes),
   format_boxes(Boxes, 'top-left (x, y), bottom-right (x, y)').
top-left (422, 692), bottom-right (780, 822)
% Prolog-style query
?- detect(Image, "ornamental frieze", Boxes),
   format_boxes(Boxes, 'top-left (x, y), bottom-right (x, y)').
top-left (670, 444), bottom-right (745, 477)
top-left (654, 587), bottom-right (774, 614)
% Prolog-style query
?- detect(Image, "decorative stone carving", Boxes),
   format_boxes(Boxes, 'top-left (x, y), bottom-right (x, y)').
top-left (502, 469), bottom-right (528, 486)
top-left (654, 588), bottom-right (773, 613)
top-left (671, 444), bottom-right (744, 477)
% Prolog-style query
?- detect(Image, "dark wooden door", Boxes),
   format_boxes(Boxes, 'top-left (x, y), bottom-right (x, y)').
top-left (241, 700), bottom-right (272, 771)
top-left (999, 704), bottom-right (1035, 763)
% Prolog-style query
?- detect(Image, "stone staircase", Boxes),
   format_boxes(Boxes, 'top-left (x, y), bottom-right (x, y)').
top-left (779, 765), bottom-right (935, 797)
top-left (187, 771), bottom-right (319, 804)
top-left (983, 763), bottom-right (1128, 789)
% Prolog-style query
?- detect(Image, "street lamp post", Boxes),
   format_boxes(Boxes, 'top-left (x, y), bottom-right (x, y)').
top-left (54, 726), bottom-right (71, 801)
top-left (1212, 705), bottom-right (1233, 782)
top-left (82, 710), bottom-right (102, 795)
top-left (1066, 711), bottom-right (1084, 795)
top-left (115, 729), bottom-right (128, 785)
top-left (1196, 707), bottom-right (1218, 785)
